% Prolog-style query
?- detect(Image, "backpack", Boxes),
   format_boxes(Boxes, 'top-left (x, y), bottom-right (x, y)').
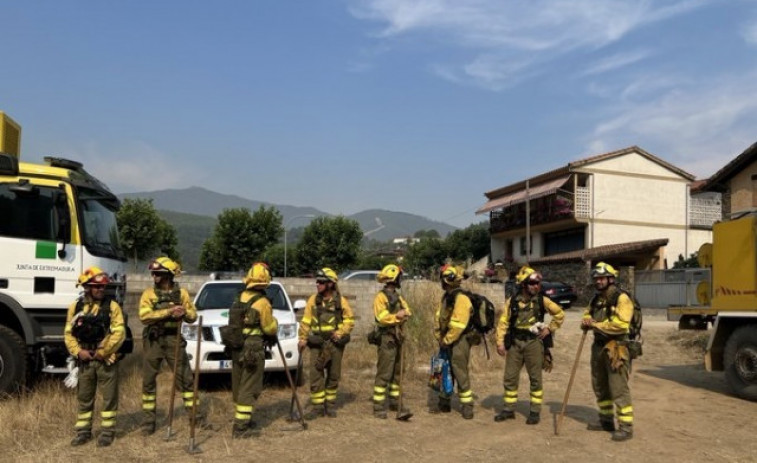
top-left (445, 289), bottom-right (496, 335)
top-left (73, 298), bottom-right (133, 355)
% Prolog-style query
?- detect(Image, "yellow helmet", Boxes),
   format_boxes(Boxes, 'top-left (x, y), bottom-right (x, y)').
top-left (77, 267), bottom-right (109, 287)
top-left (316, 268), bottom-right (339, 283)
top-left (244, 262), bottom-right (272, 288)
top-left (591, 262), bottom-right (618, 278)
top-left (516, 266), bottom-right (542, 284)
top-left (148, 257), bottom-right (181, 276)
top-left (377, 264), bottom-right (403, 284)
top-left (440, 264), bottom-right (464, 285)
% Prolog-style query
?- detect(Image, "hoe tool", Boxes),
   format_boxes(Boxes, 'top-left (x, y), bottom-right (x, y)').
top-left (555, 330), bottom-right (587, 436)
top-left (165, 319), bottom-right (184, 441)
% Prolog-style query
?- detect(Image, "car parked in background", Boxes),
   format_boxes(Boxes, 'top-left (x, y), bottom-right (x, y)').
top-left (339, 270), bottom-right (380, 282)
top-left (540, 281), bottom-right (578, 308)
top-left (503, 280), bottom-right (578, 309)
top-left (182, 280), bottom-right (304, 376)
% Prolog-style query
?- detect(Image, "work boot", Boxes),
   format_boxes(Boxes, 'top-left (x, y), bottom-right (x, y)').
top-left (304, 405), bottom-right (324, 420)
top-left (587, 420), bottom-right (616, 432)
top-left (232, 423), bottom-right (255, 439)
top-left (140, 422), bottom-right (155, 437)
top-left (396, 406), bottom-right (413, 420)
top-left (70, 431), bottom-right (92, 447)
top-left (324, 402), bottom-right (337, 418)
top-left (436, 398), bottom-right (451, 414)
top-left (388, 399), bottom-right (399, 412)
top-left (374, 409), bottom-right (388, 419)
top-left (526, 412), bottom-right (540, 425)
top-left (97, 431), bottom-right (115, 447)
top-left (611, 427), bottom-right (634, 442)
top-left (494, 410), bottom-right (515, 422)
top-left (461, 404), bottom-right (474, 420)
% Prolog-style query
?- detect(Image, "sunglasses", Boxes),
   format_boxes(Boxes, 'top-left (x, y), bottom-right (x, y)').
top-left (316, 280), bottom-right (329, 285)
top-left (526, 281), bottom-right (541, 286)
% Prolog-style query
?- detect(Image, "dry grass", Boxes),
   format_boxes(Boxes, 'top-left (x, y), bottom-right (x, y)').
top-left (0, 284), bottom-right (505, 462)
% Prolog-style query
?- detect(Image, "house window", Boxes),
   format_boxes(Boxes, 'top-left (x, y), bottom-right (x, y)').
top-left (544, 227), bottom-right (585, 256)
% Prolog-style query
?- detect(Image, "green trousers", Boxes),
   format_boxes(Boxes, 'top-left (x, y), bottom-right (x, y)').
top-left (231, 336), bottom-right (265, 427)
top-left (503, 337), bottom-right (544, 414)
top-left (308, 342), bottom-right (345, 405)
top-left (75, 360), bottom-right (119, 434)
top-left (590, 340), bottom-right (633, 430)
top-left (373, 332), bottom-right (402, 410)
top-left (440, 334), bottom-right (473, 406)
top-left (141, 334), bottom-right (197, 425)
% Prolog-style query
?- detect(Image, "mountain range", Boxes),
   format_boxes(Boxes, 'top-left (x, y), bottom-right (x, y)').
top-left (119, 186), bottom-right (458, 270)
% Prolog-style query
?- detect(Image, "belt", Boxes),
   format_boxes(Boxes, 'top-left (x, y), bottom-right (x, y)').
top-left (514, 330), bottom-right (537, 341)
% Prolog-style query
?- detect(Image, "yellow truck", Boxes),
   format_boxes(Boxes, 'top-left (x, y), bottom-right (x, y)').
top-left (667, 215), bottom-right (757, 401)
top-left (0, 111), bottom-right (128, 394)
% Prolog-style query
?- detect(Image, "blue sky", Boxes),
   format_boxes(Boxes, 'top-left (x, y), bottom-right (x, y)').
top-left (3, 1), bottom-right (756, 228)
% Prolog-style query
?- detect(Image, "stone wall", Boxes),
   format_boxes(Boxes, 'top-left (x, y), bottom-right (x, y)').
top-left (125, 274), bottom-right (508, 335)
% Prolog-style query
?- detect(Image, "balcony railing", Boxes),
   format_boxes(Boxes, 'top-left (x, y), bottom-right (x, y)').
top-left (490, 193), bottom-right (576, 233)
top-left (689, 196), bottom-right (721, 228)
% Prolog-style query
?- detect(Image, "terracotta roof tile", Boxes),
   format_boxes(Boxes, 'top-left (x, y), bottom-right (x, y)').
top-left (529, 238), bottom-right (669, 264)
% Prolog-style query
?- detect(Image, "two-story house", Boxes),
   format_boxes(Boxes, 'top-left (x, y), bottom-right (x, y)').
top-left (701, 141), bottom-right (757, 217)
top-left (477, 146), bottom-right (719, 275)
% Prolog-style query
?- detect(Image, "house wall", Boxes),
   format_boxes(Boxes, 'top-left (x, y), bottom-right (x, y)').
top-left (727, 160), bottom-right (757, 215)
top-left (581, 152), bottom-right (710, 267)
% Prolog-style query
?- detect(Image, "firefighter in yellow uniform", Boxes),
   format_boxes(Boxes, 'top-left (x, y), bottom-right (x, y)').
top-left (494, 266), bottom-right (564, 425)
top-left (434, 264), bottom-right (476, 419)
top-left (138, 257), bottom-right (201, 436)
top-left (64, 268), bottom-right (126, 447)
top-left (298, 268), bottom-right (355, 419)
top-left (582, 262), bottom-right (634, 441)
top-left (371, 264), bottom-right (412, 419)
top-left (229, 262), bottom-right (278, 438)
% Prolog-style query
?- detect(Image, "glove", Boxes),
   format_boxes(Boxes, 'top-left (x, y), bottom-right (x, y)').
top-left (64, 366), bottom-right (79, 389)
top-left (529, 322), bottom-right (547, 335)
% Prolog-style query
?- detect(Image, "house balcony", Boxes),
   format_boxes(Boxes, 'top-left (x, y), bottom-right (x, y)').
top-left (489, 188), bottom-right (589, 235)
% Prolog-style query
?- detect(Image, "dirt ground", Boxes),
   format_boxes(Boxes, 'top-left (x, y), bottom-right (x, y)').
top-left (7, 309), bottom-right (757, 463)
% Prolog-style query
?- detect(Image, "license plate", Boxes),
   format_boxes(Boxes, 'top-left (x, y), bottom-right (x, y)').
top-left (219, 360), bottom-right (232, 369)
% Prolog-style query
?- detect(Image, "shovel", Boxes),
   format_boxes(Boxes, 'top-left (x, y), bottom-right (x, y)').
top-left (165, 320), bottom-right (184, 441)
top-left (287, 352), bottom-right (305, 422)
top-left (187, 316), bottom-right (203, 454)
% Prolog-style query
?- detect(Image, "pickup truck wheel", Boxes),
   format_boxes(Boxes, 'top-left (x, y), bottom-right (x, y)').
top-left (0, 326), bottom-right (27, 396)
top-left (724, 325), bottom-right (757, 401)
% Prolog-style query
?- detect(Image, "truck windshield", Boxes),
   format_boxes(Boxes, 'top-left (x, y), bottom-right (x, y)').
top-left (78, 188), bottom-right (124, 260)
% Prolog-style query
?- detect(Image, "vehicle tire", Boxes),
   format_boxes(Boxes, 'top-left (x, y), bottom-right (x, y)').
top-left (0, 325), bottom-right (28, 397)
top-left (723, 324), bottom-right (757, 401)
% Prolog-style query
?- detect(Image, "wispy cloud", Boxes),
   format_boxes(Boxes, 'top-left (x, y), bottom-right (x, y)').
top-left (741, 18), bottom-right (757, 45)
top-left (348, 0), bottom-right (707, 90)
top-left (586, 69), bottom-right (757, 178)
top-left (581, 49), bottom-right (652, 76)
top-left (53, 140), bottom-right (204, 193)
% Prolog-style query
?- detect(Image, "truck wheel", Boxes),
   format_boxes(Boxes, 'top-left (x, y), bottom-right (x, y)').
top-left (724, 325), bottom-right (757, 401)
top-left (0, 326), bottom-right (27, 396)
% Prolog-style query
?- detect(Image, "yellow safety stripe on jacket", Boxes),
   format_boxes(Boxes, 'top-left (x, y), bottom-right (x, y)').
top-left (63, 298), bottom-right (126, 359)
top-left (586, 287), bottom-right (633, 336)
top-left (242, 327), bottom-right (263, 336)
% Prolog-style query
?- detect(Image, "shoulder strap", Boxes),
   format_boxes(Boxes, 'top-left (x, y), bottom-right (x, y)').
top-left (537, 295), bottom-right (546, 322)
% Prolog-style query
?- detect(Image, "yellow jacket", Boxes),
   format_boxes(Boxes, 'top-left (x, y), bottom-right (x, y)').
top-left (495, 293), bottom-right (564, 347)
top-left (138, 285), bottom-right (197, 326)
top-left (584, 286), bottom-right (633, 336)
top-left (435, 290), bottom-right (472, 346)
top-left (373, 288), bottom-right (411, 327)
top-left (239, 290), bottom-right (278, 336)
top-left (64, 297), bottom-right (126, 364)
top-left (298, 293), bottom-right (355, 341)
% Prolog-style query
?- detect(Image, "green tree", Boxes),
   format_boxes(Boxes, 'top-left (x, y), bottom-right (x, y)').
top-left (673, 252), bottom-right (700, 269)
top-left (414, 229), bottom-right (440, 239)
top-left (199, 206), bottom-right (283, 271)
top-left (403, 236), bottom-right (447, 277)
top-left (445, 222), bottom-right (490, 261)
top-left (296, 216), bottom-right (362, 273)
top-left (117, 198), bottom-right (180, 270)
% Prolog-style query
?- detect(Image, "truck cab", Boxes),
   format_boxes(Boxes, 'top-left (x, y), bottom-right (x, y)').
top-left (0, 111), bottom-right (128, 394)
